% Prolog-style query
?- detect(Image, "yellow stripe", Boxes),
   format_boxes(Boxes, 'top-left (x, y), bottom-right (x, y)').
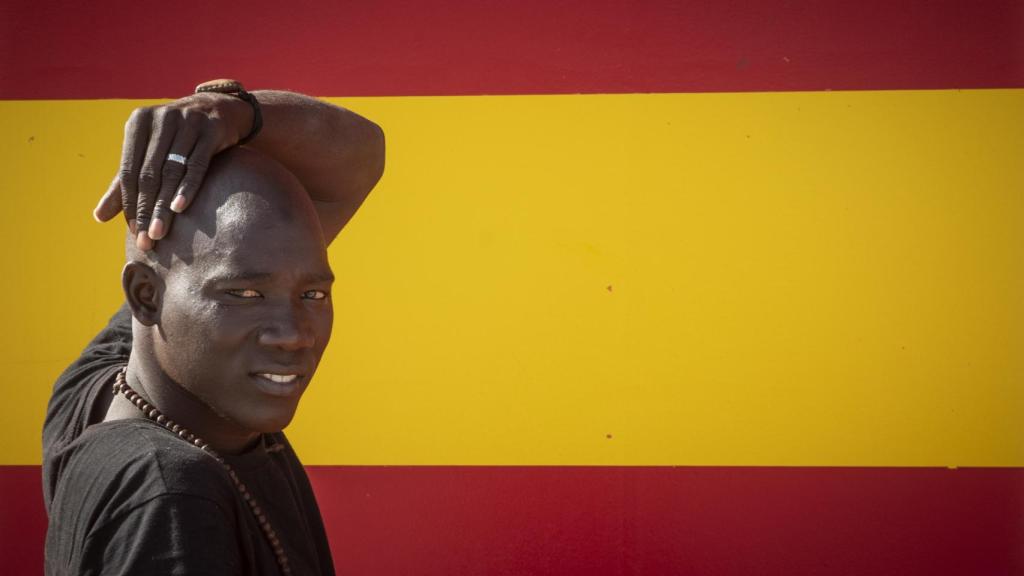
top-left (2, 90), bottom-right (1022, 466)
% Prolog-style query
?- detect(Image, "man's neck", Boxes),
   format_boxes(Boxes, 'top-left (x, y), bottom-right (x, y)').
top-left (104, 352), bottom-right (261, 454)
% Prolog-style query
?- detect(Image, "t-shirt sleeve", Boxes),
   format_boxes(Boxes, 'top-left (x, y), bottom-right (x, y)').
top-left (80, 494), bottom-right (242, 576)
top-left (43, 303), bottom-right (134, 510)
top-left (43, 303), bottom-right (132, 455)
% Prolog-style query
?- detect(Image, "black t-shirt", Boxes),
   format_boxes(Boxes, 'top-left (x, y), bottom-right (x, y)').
top-left (42, 304), bottom-right (336, 575)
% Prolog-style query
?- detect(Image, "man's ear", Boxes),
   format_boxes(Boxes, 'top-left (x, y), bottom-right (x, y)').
top-left (122, 261), bottom-right (164, 326)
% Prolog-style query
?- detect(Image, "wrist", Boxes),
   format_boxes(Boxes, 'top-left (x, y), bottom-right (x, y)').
top-left (222, 95), bottom-right (255, 145)
top-left (195, 79), bottom-right (262, 145)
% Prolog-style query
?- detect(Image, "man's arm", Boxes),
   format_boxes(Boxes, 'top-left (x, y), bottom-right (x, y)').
top-left (244, 90), bottom-right (386, 244)
top-left (93, 86), bottom-right (385, 247)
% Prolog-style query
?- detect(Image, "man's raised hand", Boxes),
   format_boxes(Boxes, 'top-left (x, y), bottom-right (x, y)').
top-left (92, 92), bottom-right (254, 250)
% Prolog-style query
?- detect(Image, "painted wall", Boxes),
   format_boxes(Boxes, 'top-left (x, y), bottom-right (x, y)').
top-left (2, 1), bottom-right (1022, 573)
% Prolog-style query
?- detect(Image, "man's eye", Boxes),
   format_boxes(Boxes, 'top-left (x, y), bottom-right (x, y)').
top-left (227, 289), bottom-right (262, 298)
top-left (303, 290), bottom-right (328, 300)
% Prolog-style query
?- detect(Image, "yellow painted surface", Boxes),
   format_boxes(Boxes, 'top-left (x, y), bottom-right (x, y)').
top-left (1, 90), bottom-right (1021, 466)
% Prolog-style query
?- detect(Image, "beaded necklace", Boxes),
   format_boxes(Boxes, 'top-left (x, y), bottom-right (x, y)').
top-left (113, 366), bottom-right (291, 575)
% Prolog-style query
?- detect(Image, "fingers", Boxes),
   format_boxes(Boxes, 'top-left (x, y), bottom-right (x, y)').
top-left (168, 132), bottom-right (217, 216)
top-left (134, 109), bottom-right (179, 250)
top-left (119, 107), bottom-right (151, 234)
top-left (147, 113), bottom-right (202, 241)
top-left (93, 174), bottom-right (123, 222)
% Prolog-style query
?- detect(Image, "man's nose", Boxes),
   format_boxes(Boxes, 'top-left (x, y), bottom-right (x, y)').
top-left (258, 303), bottom-right (316, 351)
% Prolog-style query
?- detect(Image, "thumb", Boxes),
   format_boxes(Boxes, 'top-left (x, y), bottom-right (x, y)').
top-left (93, 175), bottom-right (123, 222)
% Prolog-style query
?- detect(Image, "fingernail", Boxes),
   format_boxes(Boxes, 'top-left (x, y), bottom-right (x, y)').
top-left (136, 231), bottom-right (153, 251)
top-left (170, 194), bottom-right (187, 213)
top-left (149, 219), bottom-right (165, 240)
top-left (92, 207), bottom-right (103, 223)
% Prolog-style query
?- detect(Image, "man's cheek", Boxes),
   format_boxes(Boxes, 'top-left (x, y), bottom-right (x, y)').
top-left (315, 306), bottom-right (334, 351)
top-left (317, 316), bottom-right (333, 348)
top-left (205, 314), bottom-right (257, 358)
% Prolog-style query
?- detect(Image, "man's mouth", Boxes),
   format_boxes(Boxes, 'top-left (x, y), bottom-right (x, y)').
top-left (251, 372), bottom-right (306, 397)
top-left (257, 373), bottom-right (299, 383)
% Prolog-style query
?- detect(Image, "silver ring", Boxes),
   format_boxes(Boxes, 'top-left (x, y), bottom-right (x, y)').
top-left (167, 153), bottom-right (187, 165)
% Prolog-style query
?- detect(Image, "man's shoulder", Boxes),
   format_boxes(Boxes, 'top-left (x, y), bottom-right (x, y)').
top-left (45, 421), bottom-right (249, 575)
top-left (43, 304), bottom-right (132, 459)
top-left (58, 419), bottom-right (237, 510)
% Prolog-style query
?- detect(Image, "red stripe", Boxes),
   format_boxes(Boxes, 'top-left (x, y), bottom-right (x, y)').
top-left (0, 467), bottom-right (47, 575)
top-left (308, 466), bottom-right (1024, 575)
top-left (2, 0), bottom-right (1021, 99)
top-left (6, 466), bottom-right (1021, 575)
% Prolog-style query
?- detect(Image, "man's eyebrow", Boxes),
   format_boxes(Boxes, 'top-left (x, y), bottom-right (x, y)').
top-left (207, 271), bottom-right (275, 283)
top-left (206, 271), bottom-right (335, 283)
top-left (306, 272), bottom-right (336, 283)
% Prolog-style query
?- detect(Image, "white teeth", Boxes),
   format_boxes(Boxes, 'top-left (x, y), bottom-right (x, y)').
top-left (259, 373), bottom-right (298, 383)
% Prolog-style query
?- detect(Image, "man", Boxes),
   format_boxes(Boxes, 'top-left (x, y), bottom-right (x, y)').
top-left (42, 82), bottom-right (384, 575)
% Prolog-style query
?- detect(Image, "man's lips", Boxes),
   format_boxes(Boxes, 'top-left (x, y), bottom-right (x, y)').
top-left (257, 373), bottom-right (299, 383)
top-left (250, 370), bottom-right (308, 397)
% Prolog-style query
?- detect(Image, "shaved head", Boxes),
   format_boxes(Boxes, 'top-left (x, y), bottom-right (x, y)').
top-left (126, 147), bottom-right (323, 273)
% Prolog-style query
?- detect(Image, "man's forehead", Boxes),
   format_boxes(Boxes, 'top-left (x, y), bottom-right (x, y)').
top-left (194, 235), bottom-right (331, 277)
top-left (168, 217), bottom-right (330, 280)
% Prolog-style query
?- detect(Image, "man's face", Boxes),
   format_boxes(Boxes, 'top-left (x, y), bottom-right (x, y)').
top-left (154, 211), bottom-right (334, 435)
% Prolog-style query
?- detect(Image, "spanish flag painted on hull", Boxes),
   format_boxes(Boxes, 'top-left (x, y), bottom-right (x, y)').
top-left (1, 1), bottom-right (1022, 574)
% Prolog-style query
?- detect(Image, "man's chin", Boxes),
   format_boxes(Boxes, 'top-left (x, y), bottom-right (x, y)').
top-left (245, 406), bottom-right (299, 435)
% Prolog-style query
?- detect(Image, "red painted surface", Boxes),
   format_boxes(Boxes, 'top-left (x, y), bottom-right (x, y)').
top-left (1, 0), bottom-right (1021, 98)
top-left (0, 466), bottom-right (48, 576)
top-left (308, 466), bottom-right (1024, 575)
top-left (9, 465), bottom-right (1023, 574)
